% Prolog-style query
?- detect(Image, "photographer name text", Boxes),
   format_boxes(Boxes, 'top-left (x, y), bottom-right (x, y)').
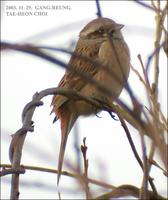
top-left (5, 5), bottom-right (71, 16)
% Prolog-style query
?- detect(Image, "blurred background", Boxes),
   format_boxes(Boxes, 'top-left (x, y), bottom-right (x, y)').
top-left (1, 0), bottom-right (167, 199)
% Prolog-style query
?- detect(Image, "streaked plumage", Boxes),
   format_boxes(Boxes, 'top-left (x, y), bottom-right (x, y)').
top-left (51, 18), bottom-right (130, 184)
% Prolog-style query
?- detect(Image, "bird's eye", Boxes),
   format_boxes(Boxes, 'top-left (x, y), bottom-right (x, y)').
top-left (110, 30), bottom-right (115, 35)
top-left (98, 28), bottom-right (105, 34)
top-left (89, 27), bottom-right (105, 38)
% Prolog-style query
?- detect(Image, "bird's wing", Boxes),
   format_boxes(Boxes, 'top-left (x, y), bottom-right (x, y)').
top-left (51, 41), bottom-right (100, 114)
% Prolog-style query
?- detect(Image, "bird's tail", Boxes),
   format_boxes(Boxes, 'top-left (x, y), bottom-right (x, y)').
top-left (57, 109), bottom-right (77, 185)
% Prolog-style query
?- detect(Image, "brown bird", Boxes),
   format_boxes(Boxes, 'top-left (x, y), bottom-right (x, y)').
top-left (51, 17), bottom-right (130, 184)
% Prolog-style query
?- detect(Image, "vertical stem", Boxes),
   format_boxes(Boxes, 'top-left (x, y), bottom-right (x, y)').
top-left (10, 133), bottom-right (27, 200)
top-left (81, 138), bottom-right (91, 199)
top-left (139, 135), bottom-right (149, 200)
top-left (119, 116), bottom-right (157, 194)
top-left (151, 0), bottom-right (167, 171)
top-left (153, 1), bottom-right (161, 99)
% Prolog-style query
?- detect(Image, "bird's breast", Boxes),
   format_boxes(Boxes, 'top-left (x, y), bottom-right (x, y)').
top-left (95, 39), bottom-right (130, 99)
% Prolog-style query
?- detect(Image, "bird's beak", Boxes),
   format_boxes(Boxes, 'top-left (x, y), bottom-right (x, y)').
top-left (115, 23), bottom-right (124, 30)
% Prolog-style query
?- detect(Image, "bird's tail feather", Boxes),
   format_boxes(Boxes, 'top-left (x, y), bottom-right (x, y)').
top-left (57, 110), bottom-right (77, 185)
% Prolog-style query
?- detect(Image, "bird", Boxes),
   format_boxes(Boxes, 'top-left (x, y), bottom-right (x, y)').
top-left (51, 17), bottom-right (130, 185)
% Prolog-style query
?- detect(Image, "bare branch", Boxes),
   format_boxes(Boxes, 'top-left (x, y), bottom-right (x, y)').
top-left (95, 184), bottom-right (166, 200)
top-left (0, 164), bottom-right (116, 190)
top-left (81, 138), bottom-right (91, 199)
top-left (133, 0), bottom-right (161, 12)
top-left (118, 117), bottom-right (157, 195)
top-left (95, 0), bottom-right (102, 17)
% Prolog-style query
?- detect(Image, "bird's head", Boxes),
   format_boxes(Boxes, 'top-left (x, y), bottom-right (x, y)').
top-left (79, 18), bottom-right (124, 41)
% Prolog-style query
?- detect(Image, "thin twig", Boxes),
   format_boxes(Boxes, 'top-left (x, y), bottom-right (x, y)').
top-left (150, 0), bottom-right (168, 172)
top-left (10, 93), bottom-right (42, 199)
top-left (81, 138), bottom-right (91, 199)
top-left (137, 54), bottom-right (151, 91)
top-left (8, 88), bottom-right (109, 200)
top-left (1, 42), bottom-right (159, 141)
top-left (139, 135), bottom-right (149, 199)
top-left (1, 167), bottom-right (25, 176)
top-left (95, 184), bottom-right (166, 200)
top-left (134, 0), bottom-right (161, 12)
top-left (148, 159), bottom-right (168, 177)
top-left (95, 0), bottom-right (102, 17)
top-left (0, 164), bottom-right (115, 190)
top-left (118, 117), bottom-right (157, 195)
